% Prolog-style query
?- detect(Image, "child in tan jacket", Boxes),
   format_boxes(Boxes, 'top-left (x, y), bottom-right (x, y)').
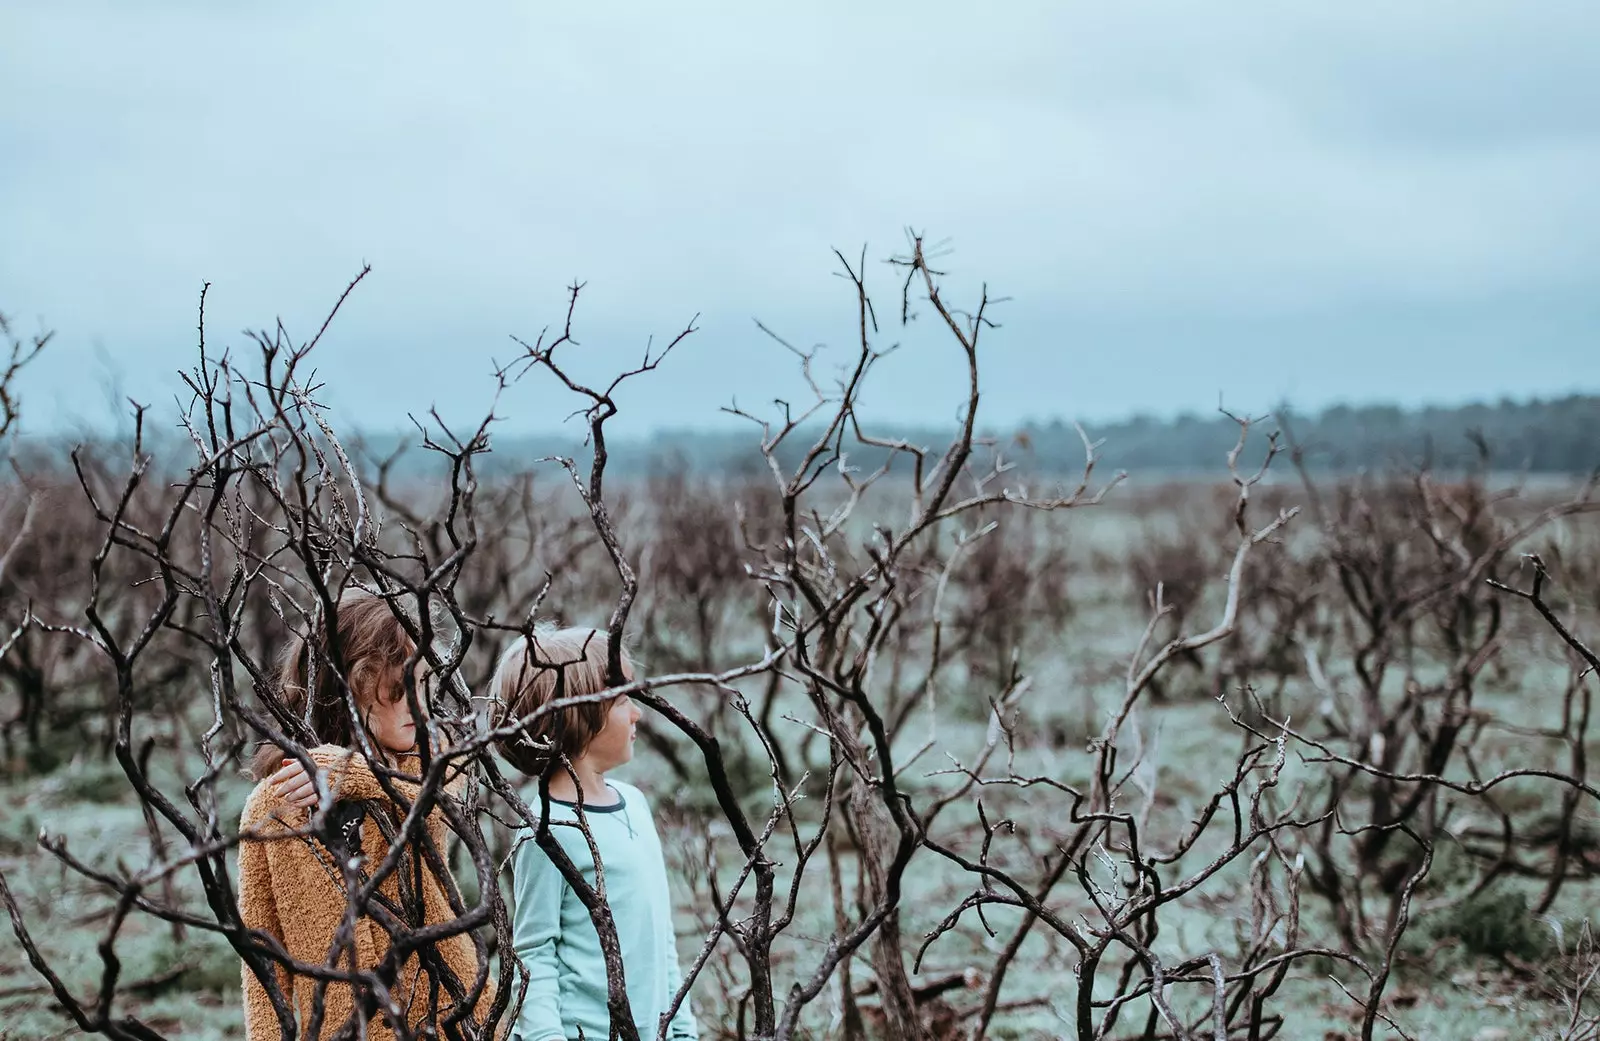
top-left (237, 591), bottom-right (488, 1040)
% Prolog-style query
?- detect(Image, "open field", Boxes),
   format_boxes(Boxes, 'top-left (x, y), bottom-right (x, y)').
top-left (3, 460), bottom-right (1598, 1040)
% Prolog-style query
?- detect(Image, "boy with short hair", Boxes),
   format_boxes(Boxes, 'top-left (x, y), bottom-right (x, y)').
top-left (492, 627), bottom-right (699, 1041)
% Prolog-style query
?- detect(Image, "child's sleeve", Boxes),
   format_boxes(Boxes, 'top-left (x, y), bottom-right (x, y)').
top-left (238, 830), bottom-right (291, 1041)
top-left (510, 830), bottom-right (569, 1041)
top-left (663, 920), bottom-right (700, 1041)
top-left (650, 807), bottom-right (699, 1041)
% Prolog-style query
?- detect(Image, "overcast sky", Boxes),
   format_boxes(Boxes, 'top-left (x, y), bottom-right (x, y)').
top-left (3, 2), bottom-right (1597, 438)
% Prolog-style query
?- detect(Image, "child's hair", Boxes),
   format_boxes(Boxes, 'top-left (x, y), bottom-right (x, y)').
top-left (249, 589), bottom-right (416, 780)
top-left (490, 627), bottom-right (630, 777)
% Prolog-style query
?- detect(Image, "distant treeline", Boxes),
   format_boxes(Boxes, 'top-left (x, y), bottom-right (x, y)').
top-left (465, 394), bottom-right (1600, 478)
top-left (23, 395), bottom-right (1595, 479)
top-left (1019, 394), bottom-right (1600, 475)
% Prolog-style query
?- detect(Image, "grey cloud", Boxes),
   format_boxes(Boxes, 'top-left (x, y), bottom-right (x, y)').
top-left (2, 2), bottom-right (1596, 436)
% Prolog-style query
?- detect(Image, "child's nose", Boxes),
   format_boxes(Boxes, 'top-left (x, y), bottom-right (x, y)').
top-left (629, 700), bottom-right (642, 723)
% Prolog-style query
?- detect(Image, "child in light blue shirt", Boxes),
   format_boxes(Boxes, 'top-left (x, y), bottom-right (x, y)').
top-left (492, 628), bottom-right (698, 1041)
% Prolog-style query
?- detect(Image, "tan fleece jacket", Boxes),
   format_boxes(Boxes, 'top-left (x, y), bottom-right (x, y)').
top-left (237, 746), bottom-right (490, 1040)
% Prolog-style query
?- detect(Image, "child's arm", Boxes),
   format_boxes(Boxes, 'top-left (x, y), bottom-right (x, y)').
top-left (509, 830), bottom-right (570, 1041)
top-left (273, 744), bottom-right (471, 806)
top-left (646, 802), bottom-right (699, 1041)
top-left (267, 756), bottom-right (319, 809)
top-left (238, 826), bottom-right (292, 1041)
top-left (662, 917), bottom-right (700, 1041)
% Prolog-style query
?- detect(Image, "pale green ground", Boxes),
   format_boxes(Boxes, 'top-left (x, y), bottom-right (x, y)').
top-left (1, 753), bottom-right (1577, 1041)
top-left (0, 759), bottom-right (250, 1040)
top-left (2, 494), bottom-right (1598, 1040)
top-left (639, 648), bottom-right (1600, 1038)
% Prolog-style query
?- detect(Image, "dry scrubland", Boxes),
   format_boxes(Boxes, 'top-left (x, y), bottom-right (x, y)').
top-left (0, 252), bottom-right (1598, 1041)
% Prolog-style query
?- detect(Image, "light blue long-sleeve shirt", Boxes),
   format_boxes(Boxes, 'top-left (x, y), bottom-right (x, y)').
top-left (510, 780), bottom-right (699, 1041)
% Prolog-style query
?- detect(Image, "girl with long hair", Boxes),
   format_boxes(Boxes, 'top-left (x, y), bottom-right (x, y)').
top-left (237, 589), bottom-right (488, 1041)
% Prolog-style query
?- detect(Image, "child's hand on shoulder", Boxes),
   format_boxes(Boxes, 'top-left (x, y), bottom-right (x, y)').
top-left (268, 758), bottom-right (319, 810)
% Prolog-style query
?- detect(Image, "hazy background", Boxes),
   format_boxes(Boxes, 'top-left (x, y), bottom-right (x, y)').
top-left (4, 2), bottom-right (1598, 438)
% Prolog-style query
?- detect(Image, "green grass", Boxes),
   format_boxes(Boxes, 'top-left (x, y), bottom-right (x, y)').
top-left (3, 498), bottom-right (1598, 1040)
top-left (0, 786), bottom-right (246, 1040)
top-left (0, 730), bottom-right (1591, 1039)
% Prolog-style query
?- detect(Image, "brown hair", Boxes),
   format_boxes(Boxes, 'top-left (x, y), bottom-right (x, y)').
top-left (490, 627), bottom-right (630, 777)
top-left (249, 590), bottom-right (417, 780)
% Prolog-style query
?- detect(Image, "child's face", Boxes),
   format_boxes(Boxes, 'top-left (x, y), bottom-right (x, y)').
top-left (582, 666), bottom-right (641, 773)
top-left (364, 662), bottom-right (431, 754)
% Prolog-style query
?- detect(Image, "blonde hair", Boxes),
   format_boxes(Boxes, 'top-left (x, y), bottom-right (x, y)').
top-left (490, 627), bottom-right (630, 777)
top-left (249, 590), bottom-right (416, 780)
